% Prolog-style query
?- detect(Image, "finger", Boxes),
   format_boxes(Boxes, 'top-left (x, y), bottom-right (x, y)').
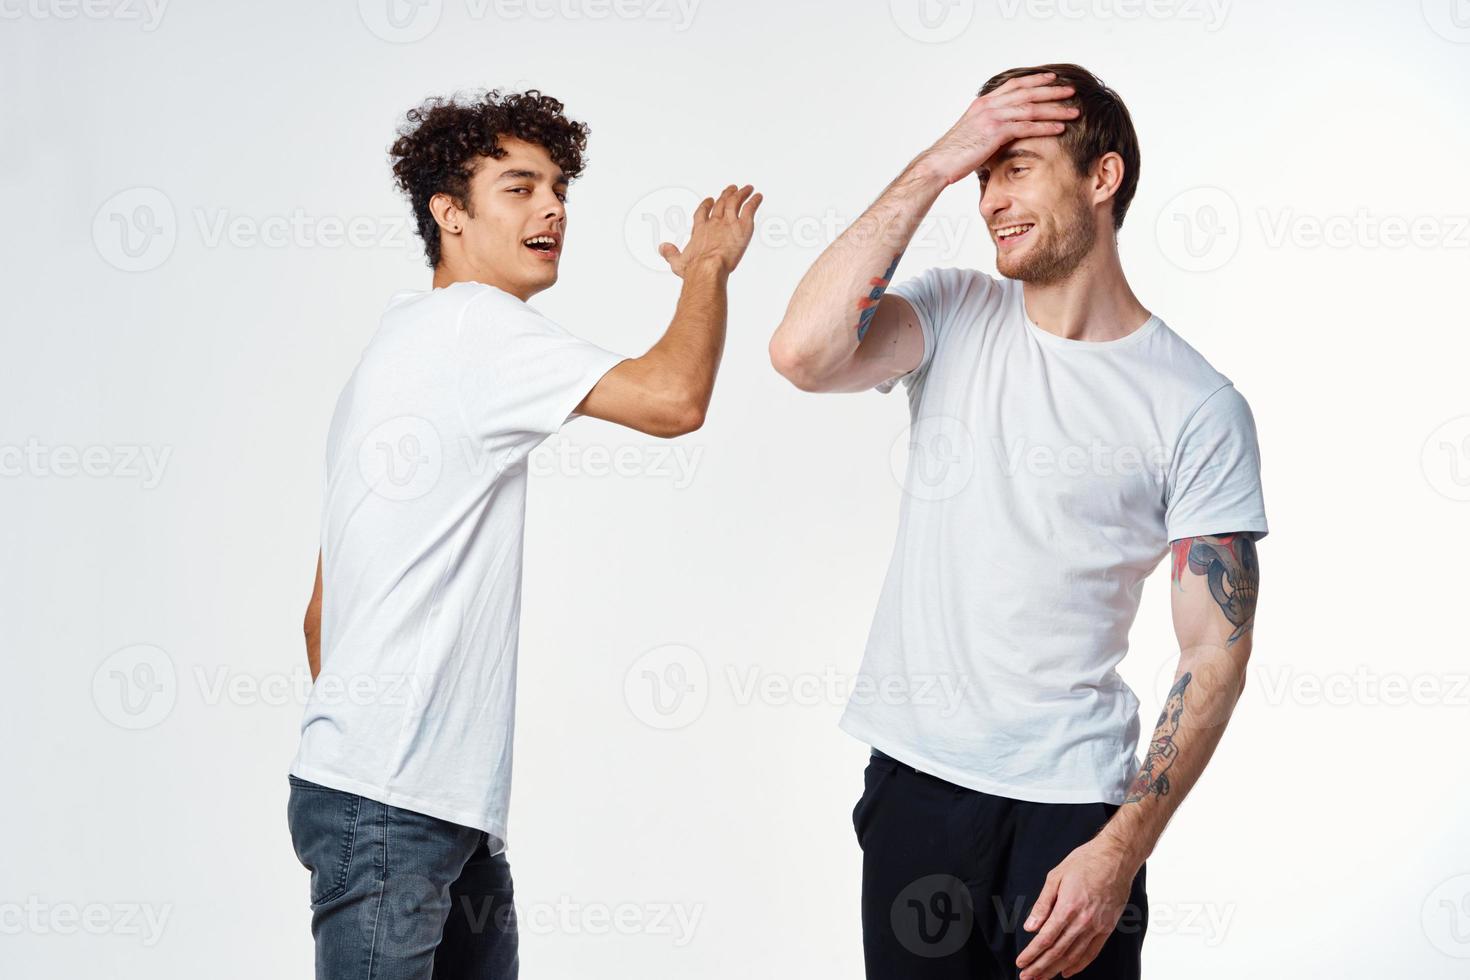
top-left (691, 197), bottom-right (714, 227)
top-left (711, 184), bottom-right (738, 219)
top-left (729, 184), bottom-right (755, 218)
top-left (740, 191), bottom-right (764, 226)
top-left (1024, 922), bottom-right (1091, 980)
top-left (994, 70), bottom-right (1059, 96)
top-left (1023, 875), bottom-right (1060, 935)
top-left (989, 84), bottom-right (1076, 108)
top-left (1017, 907), bottom-right (1069, 972)
top-left (658, 241), bottom-right (681, 266)
top-left (999, 121), bottom-right (1069, 142)
top-left (1059, 931), bottom-right (1110, 978)
top-left (998, 102), bottom-right (1080, 122)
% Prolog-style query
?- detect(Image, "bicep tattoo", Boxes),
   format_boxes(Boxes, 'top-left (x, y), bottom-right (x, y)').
top-left (1170, 533), bottom-right (1259, 645)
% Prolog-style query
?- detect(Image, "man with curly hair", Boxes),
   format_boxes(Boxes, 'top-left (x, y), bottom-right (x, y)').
top-left (286, 89), bottom-right (760, 979)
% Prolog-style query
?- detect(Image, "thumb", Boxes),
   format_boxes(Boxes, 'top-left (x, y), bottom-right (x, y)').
top-left (1024, 876), bottom-right (1059, 932)
top-left (658, 242), bottom-right (681, 266)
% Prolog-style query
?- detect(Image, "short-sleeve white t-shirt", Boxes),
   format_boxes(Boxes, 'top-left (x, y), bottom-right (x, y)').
top-left (841, 268), bottom-right (1267, 804)
top-left (291, 282), bottom-right (625, 844)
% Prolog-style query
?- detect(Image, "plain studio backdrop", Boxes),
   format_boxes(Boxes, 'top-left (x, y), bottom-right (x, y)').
top-left (3, 0), bottom-right (1468, 976)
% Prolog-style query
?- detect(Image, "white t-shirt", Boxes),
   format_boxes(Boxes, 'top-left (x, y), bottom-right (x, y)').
top-left (839, 268), bottom-right (1267, 804)
top-left (291, 282), bottom-right (625, 844)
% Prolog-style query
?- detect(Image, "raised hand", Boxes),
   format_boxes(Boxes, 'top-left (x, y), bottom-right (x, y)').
top-left (659, 184), bottom-right (763, 278)
top-left (918, 72), bottom-right (1080, 186)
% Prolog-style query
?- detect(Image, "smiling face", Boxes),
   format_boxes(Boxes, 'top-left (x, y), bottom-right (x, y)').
top-left (435, 137), bottom-right (568, 300)
top-left (977, 135), bottom-right (1098, 285)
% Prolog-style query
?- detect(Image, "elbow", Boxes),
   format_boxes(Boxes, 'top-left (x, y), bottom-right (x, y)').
top-left (646, 389), bottom-right (706, 438)
top-left (769, 333), bottom-right (823, 392)
top-left (660, 399), bottom-right (706, 438)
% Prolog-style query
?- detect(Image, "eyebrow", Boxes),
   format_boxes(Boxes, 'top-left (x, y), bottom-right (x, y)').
top-left (977, 148), bottom-right (1044, 179)
top-left (495, 168), bottom-right (568, 184)
top-left (996, 148), bottom-right (1044, 163)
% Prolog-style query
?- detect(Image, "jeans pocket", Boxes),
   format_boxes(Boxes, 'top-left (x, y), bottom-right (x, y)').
top-left (286, 777), bottom-right (363, 906)
top-left (851, 753), bottom-right (899, 848)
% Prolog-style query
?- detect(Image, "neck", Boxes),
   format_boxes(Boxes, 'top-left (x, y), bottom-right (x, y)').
top-left (1020, 232), bottom-right (1150, 342)
top-left (431, 253), bottom-right (532, 302)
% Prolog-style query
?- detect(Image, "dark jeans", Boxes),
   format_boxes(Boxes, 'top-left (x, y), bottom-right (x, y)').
top-left (286, 775), bottom-right (518, 980)
top-left (854, 751), bottom-right (1147, 979)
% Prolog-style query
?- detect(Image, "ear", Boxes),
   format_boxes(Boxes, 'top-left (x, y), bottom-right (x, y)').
top-left (429, 191), bottom-right (466, 237)
top-left (1091, 151), bottom-right (1125, 213)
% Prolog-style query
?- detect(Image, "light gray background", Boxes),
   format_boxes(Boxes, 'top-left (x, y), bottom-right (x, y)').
top-left (4, 0), bottom-right (1469, 976)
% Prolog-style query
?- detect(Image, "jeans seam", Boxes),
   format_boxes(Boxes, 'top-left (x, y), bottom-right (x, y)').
top-left (318, 793), bottom-right (362, 906)
top-left (365, 802), bottom-right (387, 980)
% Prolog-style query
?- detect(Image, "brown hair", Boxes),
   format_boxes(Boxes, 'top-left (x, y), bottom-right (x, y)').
top-left (979, 64), bottom-right (1140, 230)
top-left (389, 90), bottom-right (590, 267)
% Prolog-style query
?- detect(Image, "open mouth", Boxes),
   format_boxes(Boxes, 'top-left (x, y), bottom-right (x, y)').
top-left (522, 233), bottom-right (560, 259)
top-left (993, 223), bottom-right (1036, 247)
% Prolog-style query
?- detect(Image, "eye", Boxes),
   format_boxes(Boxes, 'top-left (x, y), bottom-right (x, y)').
top-left (1010, 166), bottom-right (1029, 177)
top-left (555, 191), bottom-right (568, 203)
top-left (507, 186), bottom-right (530, 195)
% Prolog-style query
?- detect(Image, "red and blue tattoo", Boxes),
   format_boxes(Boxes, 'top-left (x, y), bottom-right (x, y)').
top-left (855, 252), bottom-right (902, 342)
top-left (1170, 533), bottom-right (1259, 644)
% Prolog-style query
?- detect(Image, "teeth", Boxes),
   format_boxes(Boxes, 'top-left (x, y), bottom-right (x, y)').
top-left (525, 236), bottom-right (555, 246)
top-left (996, 224), bottom-right (1034, 240)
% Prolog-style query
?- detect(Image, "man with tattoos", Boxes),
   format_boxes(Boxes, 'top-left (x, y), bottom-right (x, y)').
top-left (288, 91), bottom-right (761, 979)
top-left (770, 64), bottom-right (1266, 979)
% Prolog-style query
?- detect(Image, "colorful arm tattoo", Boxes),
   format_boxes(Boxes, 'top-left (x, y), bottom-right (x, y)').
top-left (1170, 533), bottom-right (1259, 645)
top-left (1123, 671), bottom-right (1191, 803)
top-left (855, 252), bottom-right (902, 342)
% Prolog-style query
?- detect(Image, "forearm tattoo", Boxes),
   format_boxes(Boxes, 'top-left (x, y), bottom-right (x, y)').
top-left (855, 252), bottom-right (901, 342)
top-left (1124, 671), bottom-right (1191, 803)
top-left (1170, 533), bottom-right (1259, 645)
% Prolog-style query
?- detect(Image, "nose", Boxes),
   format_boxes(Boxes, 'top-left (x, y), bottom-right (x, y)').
top-left (980, 181), bottom-right (1009, 224)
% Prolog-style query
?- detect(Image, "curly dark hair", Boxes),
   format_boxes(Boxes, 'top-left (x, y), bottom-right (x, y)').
top-left (389, 89), bottom-right (590, 267)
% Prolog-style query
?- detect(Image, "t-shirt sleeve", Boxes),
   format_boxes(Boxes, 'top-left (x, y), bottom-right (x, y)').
top-left (456, 292), bottom-right (627, 445)
top-left (875, 266), bottom-right (988, 394)
top-left (1165, 383), bottom-right (1269, 542)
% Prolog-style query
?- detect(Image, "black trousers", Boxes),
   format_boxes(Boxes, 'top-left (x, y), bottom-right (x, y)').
top-left (854, 751), bottom-right (1147, 979)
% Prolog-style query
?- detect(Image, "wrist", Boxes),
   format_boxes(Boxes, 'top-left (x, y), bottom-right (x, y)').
top-left (684, 254), bottom-right (732, 280)
top-left (904, 152), bottom-right (954, 190)
top-left (1095, 823), bottom-right (1151, 873)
